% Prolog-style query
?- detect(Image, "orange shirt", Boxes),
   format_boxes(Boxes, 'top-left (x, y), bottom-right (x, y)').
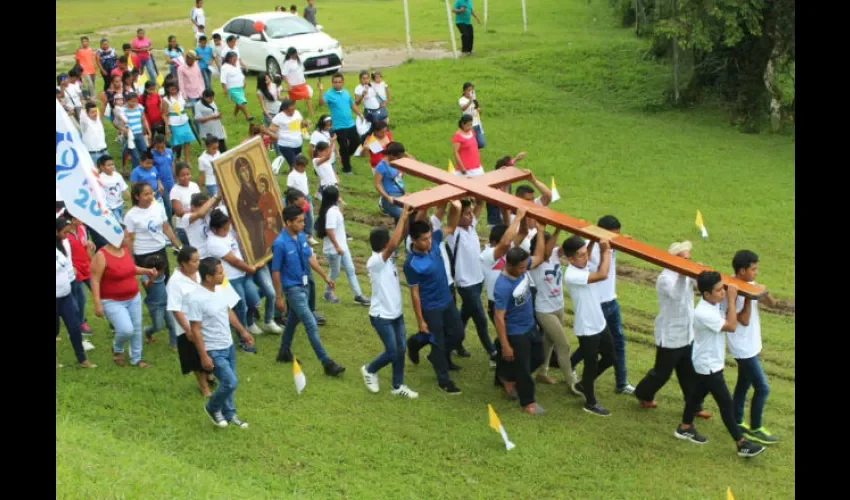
top-left (75, 48), bottom-right (96, 75)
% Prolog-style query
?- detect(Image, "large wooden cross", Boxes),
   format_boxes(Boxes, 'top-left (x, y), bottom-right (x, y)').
top-left (391, 158), bottom-right (766, 299)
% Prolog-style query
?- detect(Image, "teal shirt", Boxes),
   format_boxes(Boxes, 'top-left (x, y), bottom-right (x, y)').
top-left (454, 0), bottom-right (473, 25)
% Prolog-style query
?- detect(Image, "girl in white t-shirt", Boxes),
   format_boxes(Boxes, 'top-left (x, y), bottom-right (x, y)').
top-left (169, 161), bottom-right (202, 246)
top-left (282, 47), bottom-right (314, 117)
top-left (182, 192), bottom-right (221, 258)
top-left (355, 71), bottom-right (384, 131)
top-left (370, 71), bottom-right (390, 123)
top-left (311, 141), bottom-right (339, 200)
top-left (314, 186), bottom-right (369, 306)
top-left (124, 183), bottom-right (182, 277)
top-left (256, 72), bottom-right (282, 127)
top-left (97, 154), bottom-right (129, 221)
top-left (309, 114), bottom-right (339, 169)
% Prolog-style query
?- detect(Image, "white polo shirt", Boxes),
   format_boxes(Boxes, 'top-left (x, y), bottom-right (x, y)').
top-left (654, 269), bottom-right (695, 349)
top-left (564, 264), bottom-right (607, 336)
top-left (166, 269), bottom-right (200, 336)
top-left (186, 285), bottom-right (241, 352)
top-left (719, 286), bottom-right (762, 360)
top-left (587, 241), bottom-right (616, 303)
top-left (692, 298), bottom-right (728, 375)
top-left (446, 217), bottom-right (484, 288)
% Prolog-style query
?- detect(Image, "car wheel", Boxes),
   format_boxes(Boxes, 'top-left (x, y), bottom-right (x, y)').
top-left (266, 57), bottom-right (282, 79)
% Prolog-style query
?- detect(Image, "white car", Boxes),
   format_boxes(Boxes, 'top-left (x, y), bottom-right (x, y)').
top-left (212, 12), bottom-right (344, 78)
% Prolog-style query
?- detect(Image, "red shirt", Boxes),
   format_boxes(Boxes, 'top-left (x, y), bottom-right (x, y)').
top-left (140, 92), bottom-right (163, 124)
top-left (98, 247), bottom-right (140, 301)
top-left (368, 130), bottom-right (393, 169)
top-left (67, 225), bottom-right (91, 281)
top-left (452, 130), bottom-right (481, 172)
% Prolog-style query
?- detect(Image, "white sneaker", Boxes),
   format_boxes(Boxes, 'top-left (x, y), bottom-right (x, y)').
top-left (391, 384), bottom-right (419, 399)
top-left (82, 340), bottom-right (96, 351)
top-left (360, 365), bottom-right (379, 393)
top-left (616, 384), bottom-right (636, 395)
top-left (264, 321), bottom-right (283, 334)
top-left (308, 236), bottom-right (319, 246)
top-left (248, 324), bottom-right (264, 335)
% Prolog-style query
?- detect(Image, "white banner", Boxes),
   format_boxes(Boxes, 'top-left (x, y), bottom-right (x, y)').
top-left (55, 99), bottom-right (124, 246)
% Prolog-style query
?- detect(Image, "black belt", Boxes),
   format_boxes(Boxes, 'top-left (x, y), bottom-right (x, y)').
top-left (89, 149), bottom-right (107, 154)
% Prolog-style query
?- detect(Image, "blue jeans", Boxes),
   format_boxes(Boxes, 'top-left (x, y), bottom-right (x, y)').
top-left (104, 292), bottom-right (144, 365)
top-left (571, 299), bottom-right (629, 388)
top-left (473, 124), bottom-right (486, 149)
top-left (125, 132), bottom-right (149, 168)
top-left (367, 315), bottom-right (407, 389)
top-left (141, 58), bottom-right (157, 82)
top-left (160, 185), bottom-right (173, 221)
top-left (325, 250), bottom-right (362, 297)
top-left (229, 276), bottom-right (261, 328)
top-left (201, 68), bottom-right (212, 91)
top-left (251, 264), bottom-right (277, 323)
top-left (304, 196), bottom-right (314, 236)
top-left (143, 279), bottom-right (177, 346)
top-left (175, 228), bottom-right (190, 246)
top-left (89, 149), bottom-right (108, 166)
top-left (56, 294), bottom-right (87, 363)
top-left (380, 196), bottom-right (402, 223)
top-left (205, 184), bottom-right (218, 196)
top-left (733, 354), bottom-right (770, 429)
top-left (111, 205), bottom-right (124, 223)
top-left (206, 344), bottom-right (238, 421)
top-left (277, 144), bottom-right (303, 170)
top-left (71, 279), bottom-right (90, 324)
top-left (457, 282), bottom-right (494, 355)
top-left (278, 285), bottom-right (329, 364)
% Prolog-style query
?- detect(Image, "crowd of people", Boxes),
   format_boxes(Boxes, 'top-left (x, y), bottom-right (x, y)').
top-left (56, 0), bottom-right (778, 459)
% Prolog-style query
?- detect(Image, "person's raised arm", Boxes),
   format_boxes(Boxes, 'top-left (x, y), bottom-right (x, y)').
top-left (472, 197), bottom-right (485, 220)
top-left (545, 227), bottom-right (561, 258)
top-left (587, 239), bottom-right (611, 283)
top-left (721, 284), bottom-right (740, 332)
top-left (530, 222), bottom-right (546, 269)
top-left (526, 170), bottom-right (553, 206)
top-left (382, 205), bottom-right (413, 261)
top-left (186, 193), bottom-right (220, 223)
top-left (444, 200), bottom-right (462, 235)
top-left (495, 207), bottom-right (526, 260)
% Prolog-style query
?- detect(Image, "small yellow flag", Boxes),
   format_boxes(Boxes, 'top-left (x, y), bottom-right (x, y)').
top-left (138, 72), bottom-right (149, 87)
top-left (695, 209), bottom-right (709, 239)
top-left (448, 159), bottom-right (456, 173)
top-left (127, 57), bottom-right (134, 71)
top-left (156, 72), bottom-right (165, 87)
top-left (550, 177), bottom-right (561, 203)
top-left (487, 404), bottom-right (515, 450)
top-left (727, 487), bottom-right (735, 500)
top-left (293, 358), bottom-right (307, 394)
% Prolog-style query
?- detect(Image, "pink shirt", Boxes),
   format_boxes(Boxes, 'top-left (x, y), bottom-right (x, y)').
top-left (452, 130), bottom-right (481, 172)
top-left (131, 37), bottom-right (152, 62)
top-left (177, 63), bottom-right (204, 100)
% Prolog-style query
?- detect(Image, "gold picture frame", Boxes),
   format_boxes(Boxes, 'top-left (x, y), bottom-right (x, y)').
top-left (212, 136), bottom-right (284, 267)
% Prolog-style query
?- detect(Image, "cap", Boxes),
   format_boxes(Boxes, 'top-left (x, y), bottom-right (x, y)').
top-left (667, 241), bottom-right (693, 256)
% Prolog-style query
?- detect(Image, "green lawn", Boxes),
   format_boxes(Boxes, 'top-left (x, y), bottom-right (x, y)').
top-left (56, 1), bottom-right (795, 498)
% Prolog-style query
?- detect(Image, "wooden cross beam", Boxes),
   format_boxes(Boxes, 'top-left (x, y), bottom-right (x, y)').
top-left (391, 158), bottom-right (766, 299)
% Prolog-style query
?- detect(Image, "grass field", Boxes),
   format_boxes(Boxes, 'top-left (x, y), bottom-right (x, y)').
top-left (56, 1), bottom-right (795, 498)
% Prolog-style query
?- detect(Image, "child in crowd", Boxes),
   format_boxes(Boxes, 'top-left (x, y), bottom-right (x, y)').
top-left (80, 102), bottom-right (108, 165)
top-left (314, 186), bottom-right (369, 306)
top-left (311, 141), bottom-right (339, 200)
top-left (97, 155), bottom-right (130, 222)
top-left (287, 155), bottom-right (317, 245)
top-left (75, 36), bottom-right (97, 97)
top-left (370, 71), bottom-right (390, 123)
top-left (309, 115), bottom-right (339, 169)
top-left (140, 81), bottom-right (166, 137)
top-left (198, 134), bottom-right (222, 196)
top-left (194, 89), bottom-right (228, 152)
top-left (142, 253), bottom-right (178, 349)
top-left (130, 151), bottom-right (163, 203)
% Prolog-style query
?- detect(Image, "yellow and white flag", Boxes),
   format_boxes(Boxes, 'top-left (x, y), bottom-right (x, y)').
top-left (293, 358), bottom-right (307, 394)
top-left (448, 159), bottom-right (456, 174)
top-left (488, 404), bottom-right (515, 451)
top-left (156, 72), bottom-right (165, 87)
top-left (550, 177), bottom-right (561, 203)
top-left (138, 72), bottom-right (149, 87)
top-left (726, 487), bottom-right (735, 500)
top-left (695, 209), bottom-right (709, 239)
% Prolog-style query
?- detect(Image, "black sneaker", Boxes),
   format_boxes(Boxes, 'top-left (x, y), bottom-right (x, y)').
top-left (674, 424), bottom-right (708, 444)
top-left (583, 403), bottom-right (611, 417)
top-left (573, 381), bottom-right (586, 401)
top-left (354, 295), bottom-right (371, 306)
top-left (407, 335), bottom-right (424, 365)
top-left (323, 359), bottom-right (346, 377)
top-left (439, 381), bottom-right (462, 394)
top-left (447, 359), bottom-right (462, 371)
top-left (313, 311), bottom-right (326, 326)
top-left (737, 439), bottom-right (766, 458)
top-left (204, 405), bottom-right (227, 428)
top-left (275, 350), bottom-right (300, 364)
top-left (273, 314), bottom-right (287, 326)
top-left (239, 341), bottom-right (257, 354)
top-left (456, 345), bottom-right (472, 358)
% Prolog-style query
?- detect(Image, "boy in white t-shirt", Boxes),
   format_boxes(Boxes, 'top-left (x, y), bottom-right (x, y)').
top-left (188, 256), bottom-right (254, 429)
top-left (562, 235), bottom-right (615, 416)
top-left (720, 250), bottom-right (779, 445)
top-left (287, 155), bottom-right (318, 245)
top-left (198, 135), bottom-right (221, 196)
top-left (360, 205), bottom-right (418, 399)
top-left (676, 271), bottom-right (765, 458)
top-left (97, 155), bottom-right (129, 222)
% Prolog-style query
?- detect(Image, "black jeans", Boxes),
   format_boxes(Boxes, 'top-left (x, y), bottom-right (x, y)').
top-left (56, 294), bottom-right (87, 363)
top-left (334, 126), bottom-right (360, 173)
top-left (634, 343), bottom-right (699, 404)
top-left (495, 330), bottom-right (544, 407)
top-left (456, 23), bottom-right (474, 53)
top-left (577, 326), bottom-right (616, 405)
top-left (134, 248), bottom-right (171, 285)
top-left (422, 303), bottom-right (464, 385)
top-left (457, 283), bottom-right (494, 355)
top-left (683, 370), bottom-right (743, 441)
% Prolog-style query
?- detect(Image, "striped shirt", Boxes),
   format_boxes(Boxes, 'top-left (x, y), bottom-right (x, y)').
top-left (123, 105), bottom-right (146, 134)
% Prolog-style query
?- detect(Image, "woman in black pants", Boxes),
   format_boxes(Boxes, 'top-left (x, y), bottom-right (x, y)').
top-left (56, 217), bottom-right (97, 368)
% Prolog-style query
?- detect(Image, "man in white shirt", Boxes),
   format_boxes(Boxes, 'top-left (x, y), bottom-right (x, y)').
top-left (562, 235), bottom-right (615, 416)
top-left (569, 215), bottom-right (634, 394)
top-left (675, 271), bottom-right (765, 458)
top-left (446, 198), bottom-right (497, 364)
top-left (633, 241), bottom-right (711, 419)
top-left (188, 256), bottom-right (254, 429)
top-left (721, 250), bottom-right (779, 445)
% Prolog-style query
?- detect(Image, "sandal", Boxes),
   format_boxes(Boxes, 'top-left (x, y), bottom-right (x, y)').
top-left (135, 360), bottom-right (151, 368)
top-left (79, 360), bottom-right (98, 368)
top-left (112, 355), bottom-right (127, 367)
top-left (145, 333), bottom-right (158, 343)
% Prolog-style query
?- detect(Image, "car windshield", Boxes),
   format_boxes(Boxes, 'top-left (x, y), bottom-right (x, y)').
top-left (265, 16), bottom-right (317, 38)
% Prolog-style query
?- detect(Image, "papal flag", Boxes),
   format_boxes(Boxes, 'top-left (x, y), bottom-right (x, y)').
top-left (727, 487), bottom-right (735, 500)
top-left (488, 404), bottom-right (515, 451)
top-left (448, 158), bottom-right (456, 174)
top-left (695, 209), bottom-right (709, 239)
top-left (550, 177), bottom-right (561, 203)
top-left (293, 358), bottom-right (307, 394)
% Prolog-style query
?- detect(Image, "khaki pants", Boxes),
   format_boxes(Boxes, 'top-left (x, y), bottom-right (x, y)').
top-left (534, 309), bottom-right (577, 385)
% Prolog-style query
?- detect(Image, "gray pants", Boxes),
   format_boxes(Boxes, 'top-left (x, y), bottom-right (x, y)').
top-left (534, 308), bottom-right (578, 386)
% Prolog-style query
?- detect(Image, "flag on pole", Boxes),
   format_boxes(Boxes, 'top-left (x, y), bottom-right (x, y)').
top-left (156, 72), bottom-right (165, 87)
top-left (138, 72), bottom-right (149, 88)
top-left (695, 209), bottom-right (709, 239)
top-left (488, 404), bottom-right (516, 450)
top-left (448, 159), bottom-right (456, 174)
top-left (550, 177), bottom-right (561, 203)
top-left (727, 487), bottom-right (735, 500)
top-left (293, 358), bottom-right (307, 394)
top-left (56, 99), bottom-right (124, 247)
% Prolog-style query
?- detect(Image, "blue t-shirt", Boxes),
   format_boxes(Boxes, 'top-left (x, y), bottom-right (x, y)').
top-left (403, 229), bottom-right (452, 311)
top-left (493, 260), bottom-right (535, 335)
top-left (130, 166), bottom-right (161, 200)
top-left (375, 159), bottom-right (405, 197)
top-left (454, 0), bottom-right (473, 25)
top-left (271, 230), bottom-right (314, 289)
top-left (195, 45), bottom-right (214, 70)
top-left (151, 148), bottom-right (175, 191)
top-left (323, 88), bottom-right (355, 130)
top-left (124, 105), bottom-right (146, 135)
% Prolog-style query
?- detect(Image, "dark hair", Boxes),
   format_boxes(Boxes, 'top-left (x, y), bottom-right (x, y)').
top-left (597, 215), bottom-right (621, 231)
top-left (201, 88), bottom-right (216, 110)
top-left (209, 209), bottom-right (230, 230)
top-left (205, 134), bottom-right (220, 146)
top-left (140, 150), bottom-right (153, 162)
top-left (506, 247), bottom-right (530, 267)
top-left (96, 154), bottom-right (113, 167)
top-left (143, 253), bottom-right (167, 272)
top-left (190, 192), bottom-right (210, 207)
top-left (122, 70), bottom-right (134, 86)
top-left (152, 133), bottom-right (167, 146)
top-left (313, 186), bottom-right (339, 238)
top-left (562, 235), bottom-right (586, 257)
top-left (371, 71), bottom-right (382, 80)
top-left (384, 141), bottom-right (405, 157)
top-left (68, 68), bottom-right (80, 78)
top-left (285, 47), bottom-right (300, 64)
top-left (81, 36), bottom-right (89, 42)
top-left (460, 199), bottom-right (473, 211)
top-left (198, 257), bottom-right (220, 282)
top-left (283, 204), bottom-right (304, 223)
top-left (280, 98), bottom-right (295, 111)
top-left (359, 70), bottom-right (369, 80)
top-left (144, 80), bottom-right (156, 90)
top-left (199, 35), bottom-right (208, 42)
top-left (85, 101), bottom-right (98, 111)
top-left (458, 114), bottom-right (473, 128)
top-left (56, 217), bottom-right (72, 255)
top-left (462, 82), bottom-right (474, 92)
top-left (285, 188), bottom-right (305, 205)
top-left (212, 33), bottom-right (222, 40)
top-left (315, 114), bottom-right (332, 130)
top-left (495, 156), bottom-right (513, 169)
top-left (122, 43), bottom-right (131, 51)
top-left (409, 220), bottom-right (431, 241)
top-left (370, 226), bottom-right (391, 252)
top-left (257, 73), bottom-right (276, 101)
top-left (118, 55), bottom-right (128, 64)
top-left (697, 271), bottom-right (722, 296)
top-left (313, 141), bottom-right (330, 157)
top-left (488, 224), bottom-right (508, 245)
top-left (177, 245), bottom-right (198, 264)
top-left (131, 182), bottom-right (150, 205)
top-left (331, 72), bottom-right (344, 81)
top-left (529, 231), bottom-right (552, 255)
top-left (224, 51), bottom-right (237, 63)
top-left (732, 250), bottom-right (759, 274)
top-left (515, 185), bottom-right (535, 197)
top-left (249, 123), bottom-right (263, 136)
top-left (294, 154), bottom-right (309, 167)
top-left (372, 120), bottom-right (388, 133)
top-left (174, 161), bottom-right (191, 177)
